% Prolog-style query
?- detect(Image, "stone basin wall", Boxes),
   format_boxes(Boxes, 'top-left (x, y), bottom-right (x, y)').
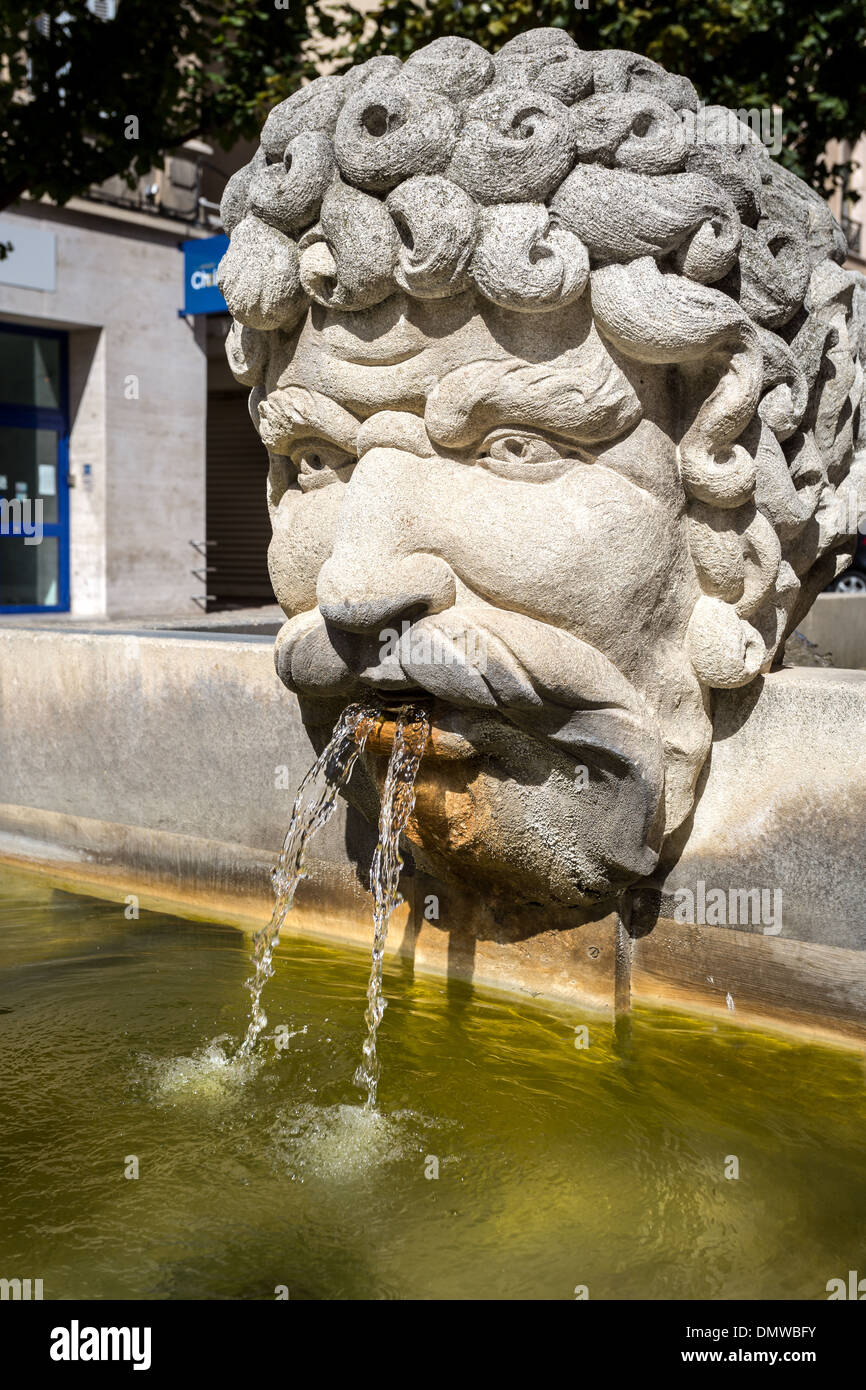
top-left (1, 625), bottom-right (865, 1045)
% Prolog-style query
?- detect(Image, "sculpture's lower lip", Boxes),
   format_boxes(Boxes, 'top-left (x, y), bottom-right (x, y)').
top-left (353, 690), bottom-right (474, 761)
top-left (364, 708), bottom-right (476, 762)
top-left (351, 694), bottom-right (496, 762)
top-left (361, 700), bottom-right (604, 768)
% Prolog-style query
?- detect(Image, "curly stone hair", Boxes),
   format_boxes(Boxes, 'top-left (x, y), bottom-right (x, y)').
top-left (219, 29), bottom-right (866, 690)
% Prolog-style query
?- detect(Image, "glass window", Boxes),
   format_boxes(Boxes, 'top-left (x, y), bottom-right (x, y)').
top-left (0, 332), bottom-right (62, 410)
top-left (0, 534), bottom-right (59, 607)
top-left (0, 426), bottom-right (59, 523)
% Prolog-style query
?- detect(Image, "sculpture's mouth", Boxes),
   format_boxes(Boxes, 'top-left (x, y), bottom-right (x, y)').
top-left (277, 607), bottom-right (668, 907)
top-left (277, 607), bottom-right (664, 782)
top-left (365, 701), bottom-right (496, 762)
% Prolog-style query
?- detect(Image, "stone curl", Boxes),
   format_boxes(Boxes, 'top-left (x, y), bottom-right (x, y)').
top-left (471, 204), bottom-right (589, 310)
top-left (220, 29), bottom-right (864, 692)
top-left (216, 33), bottom-right (808, 319)
top-left (386, 176), bottom-right (477, 298)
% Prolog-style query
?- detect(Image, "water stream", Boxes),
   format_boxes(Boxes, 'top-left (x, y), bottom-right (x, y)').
top-left (355, 705), bottom-right (430, 1109)
top-left (235, 700), bottom-right (380, 1061)
top-left (236, 697), bottom-right (429, 1113)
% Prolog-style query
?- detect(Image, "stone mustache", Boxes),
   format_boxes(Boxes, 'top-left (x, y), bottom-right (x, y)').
top-left (218, 29), bottom-right (866, 916)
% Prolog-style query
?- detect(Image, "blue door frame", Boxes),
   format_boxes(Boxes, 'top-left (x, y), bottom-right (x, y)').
top-left (0, 322), bottom-right (70, 613)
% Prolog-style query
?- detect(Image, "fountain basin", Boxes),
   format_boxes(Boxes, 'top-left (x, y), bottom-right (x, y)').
top-left (0, 626), bottom-right (864, 1044)
top-left (1, 866), bottom-right (865, 1301)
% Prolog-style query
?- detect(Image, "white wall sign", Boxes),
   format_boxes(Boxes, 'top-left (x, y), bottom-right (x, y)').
top-left (0, 220), bottom-right (57, 292)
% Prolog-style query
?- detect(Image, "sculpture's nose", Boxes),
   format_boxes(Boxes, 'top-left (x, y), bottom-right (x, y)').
top-left (317, 554), bottom-right (456, 634)
top-left (316, 447), bottom-right (456, 636)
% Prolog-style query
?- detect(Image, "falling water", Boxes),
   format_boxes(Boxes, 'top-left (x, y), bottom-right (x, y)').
top-left (354, 705), bottom-right (430, 1109)
top-left (235, 701), bottom-right (380, 1061)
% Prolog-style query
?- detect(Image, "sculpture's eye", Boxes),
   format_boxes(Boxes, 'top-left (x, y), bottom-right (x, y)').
top-left (289, 441), bottom-right (355, 493)
top-left (495, 433), bottom-right (551, 460)
top-left (477, 430), bottom-right (570, 481)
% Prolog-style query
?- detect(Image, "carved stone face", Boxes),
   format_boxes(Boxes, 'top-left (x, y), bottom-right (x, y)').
top-left (219, 31), bottom-right (865, 913)
top-left (262, 290), bottom-right (707, 908)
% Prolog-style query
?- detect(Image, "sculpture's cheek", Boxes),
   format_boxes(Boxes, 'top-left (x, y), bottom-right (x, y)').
top-left (417, 463), bottom-right (684, 655)
top-left (268, 482), bottom-right (348, 618)
top-left (558, 477), bottom-right (690, 643)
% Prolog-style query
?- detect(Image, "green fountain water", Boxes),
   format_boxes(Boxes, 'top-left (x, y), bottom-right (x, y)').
top-left (1, 867), bottom-right (865, 1300)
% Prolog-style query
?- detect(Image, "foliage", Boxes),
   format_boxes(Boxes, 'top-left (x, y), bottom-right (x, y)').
top-left (2, 1), bottom-right (863, 219)
top-left (0, 0), bottom-right (316, 211)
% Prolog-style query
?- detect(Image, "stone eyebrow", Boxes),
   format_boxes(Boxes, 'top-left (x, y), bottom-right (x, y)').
top-left (259, 385), bottom-right (360, 454)
top-left (425, 348), bottom-right (640, 451)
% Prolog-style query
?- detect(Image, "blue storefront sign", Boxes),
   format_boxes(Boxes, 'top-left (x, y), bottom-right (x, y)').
top-left (180, 234), bottom-right (229, 315)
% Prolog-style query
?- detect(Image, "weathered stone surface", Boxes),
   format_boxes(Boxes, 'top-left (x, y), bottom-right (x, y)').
top-left (646, 668), bottom-right (866, 950)
top-left (217, 216), bottom-right (304, 331)
top-left (219, 29), bottom-right (866, 917)
top-left (0, 631), bottom-right (864, 1036)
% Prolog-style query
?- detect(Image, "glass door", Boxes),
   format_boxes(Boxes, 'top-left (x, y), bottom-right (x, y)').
top-left (0, 325), bottom-right (69, 612)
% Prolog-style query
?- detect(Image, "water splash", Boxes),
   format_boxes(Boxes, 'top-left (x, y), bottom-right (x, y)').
top-left (235, 701), bottom-right (380, 1062)
top-left (354, 705), bottom-right (430, 1109)
top-left (273, 1102), bottom-right (409, 1183)
top-left (142, 1036), bottom-right (258, 1104)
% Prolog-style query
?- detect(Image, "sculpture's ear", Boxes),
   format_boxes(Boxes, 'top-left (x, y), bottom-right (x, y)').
top-left (685, 504), bottom-right (783, 687)
top-left (686, 595), bottom-right (765, 688)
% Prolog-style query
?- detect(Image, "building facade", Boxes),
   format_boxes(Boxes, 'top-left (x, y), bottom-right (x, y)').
top-left (0, 141), bottom-right (270, 619)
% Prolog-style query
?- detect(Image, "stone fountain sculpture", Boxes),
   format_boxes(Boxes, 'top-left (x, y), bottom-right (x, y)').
top-left (218, 29), bottom-right (866, 922)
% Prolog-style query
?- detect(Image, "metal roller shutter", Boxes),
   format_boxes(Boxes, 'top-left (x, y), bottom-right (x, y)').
top-left (206, 389), bottom-right (273, 609)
